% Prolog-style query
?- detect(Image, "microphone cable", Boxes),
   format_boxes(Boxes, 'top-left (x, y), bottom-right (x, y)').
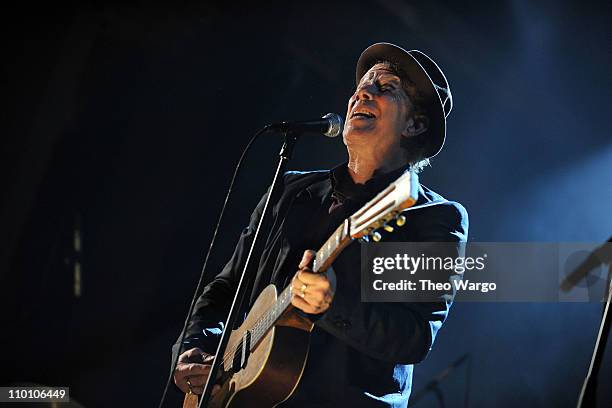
top-left (157, 125), bottom-right (271, 408)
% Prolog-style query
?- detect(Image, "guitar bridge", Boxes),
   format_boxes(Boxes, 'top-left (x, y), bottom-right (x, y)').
top-left (232, 330), bottom-right (252, 372)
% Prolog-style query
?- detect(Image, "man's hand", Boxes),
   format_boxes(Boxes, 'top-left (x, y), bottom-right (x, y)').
top-left (291, 250), bottom-right (335, 314)
top-left (173, 347), bottom-right (220, 395)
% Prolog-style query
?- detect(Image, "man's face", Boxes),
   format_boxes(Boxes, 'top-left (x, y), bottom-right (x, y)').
top-left (343, 63), bottom-right (413, 155)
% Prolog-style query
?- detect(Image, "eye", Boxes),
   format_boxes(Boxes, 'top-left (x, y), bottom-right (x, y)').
top-left (377, 81), bottom-right (393, 93)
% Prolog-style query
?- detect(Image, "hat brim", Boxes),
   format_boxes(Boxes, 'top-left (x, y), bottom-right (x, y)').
top-left (356, 43), bottom-right (446, 159)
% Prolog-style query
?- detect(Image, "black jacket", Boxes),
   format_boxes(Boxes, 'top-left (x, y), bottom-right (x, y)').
top-left (173, 168), bottom-right (469, 408)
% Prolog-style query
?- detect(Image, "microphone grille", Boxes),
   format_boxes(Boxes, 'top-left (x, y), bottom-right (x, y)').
top-left (322, 113), bottom-right (343, 138)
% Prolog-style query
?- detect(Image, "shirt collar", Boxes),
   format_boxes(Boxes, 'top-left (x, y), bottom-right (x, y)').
top-left (329, 162), bottom-right (410, 203)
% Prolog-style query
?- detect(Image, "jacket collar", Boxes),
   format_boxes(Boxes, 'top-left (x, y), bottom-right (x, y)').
top-left (297, 163), bottom-right (432, 209)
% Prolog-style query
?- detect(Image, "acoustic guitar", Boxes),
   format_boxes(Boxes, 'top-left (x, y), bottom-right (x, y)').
top-left (187, 170), bottom-right (419, 408)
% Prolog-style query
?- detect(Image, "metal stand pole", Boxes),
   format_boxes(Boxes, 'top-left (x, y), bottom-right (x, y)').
top-left (198, 131), bottom-right (299, 408)
top-left (577, 264), bottom-right (612, 408)
top-left (432, 385), bottom-right (445, 408)
top-left (410, 354), bottom-right (470, 408)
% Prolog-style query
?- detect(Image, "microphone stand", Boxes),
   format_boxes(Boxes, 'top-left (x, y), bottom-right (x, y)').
top-left (577, 241), bottom-right (612, 408)
top-left (410, 354), bottom-right (471, 408)
top-left (198, 130), bottom-right (299, 408)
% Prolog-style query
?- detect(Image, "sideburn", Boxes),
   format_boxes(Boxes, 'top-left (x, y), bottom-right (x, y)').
top-left (400, 131), bottom-right (427, 164)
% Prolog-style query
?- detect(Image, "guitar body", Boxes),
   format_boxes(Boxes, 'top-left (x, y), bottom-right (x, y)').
top-left (210, 284), bottom-right (314, 408)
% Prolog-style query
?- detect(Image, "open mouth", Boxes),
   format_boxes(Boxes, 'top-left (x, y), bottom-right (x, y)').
top-left (350, 110), bottom-right (376, 120)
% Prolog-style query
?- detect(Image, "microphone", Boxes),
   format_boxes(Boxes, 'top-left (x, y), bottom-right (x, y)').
top-left (265, 113), bottom-right (343, 137)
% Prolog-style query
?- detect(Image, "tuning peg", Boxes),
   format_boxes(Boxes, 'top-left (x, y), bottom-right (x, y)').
top-left (395, 214), bottom-right (406, 227)
top-left (372, 231), bottom-right (382, 242)
top-left (383, 224), bottom-right (394, 233)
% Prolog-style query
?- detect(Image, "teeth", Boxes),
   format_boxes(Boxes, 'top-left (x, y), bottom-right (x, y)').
top-left (353, 110), bottom-right (374, 118)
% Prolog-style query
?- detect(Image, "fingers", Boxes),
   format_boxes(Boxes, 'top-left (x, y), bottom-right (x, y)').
top-left (291, 292), bottom-right (329, 314)
top-left (291, 249), bottom-right (334, 315)
top-left (175, 374), bottom-right (200, 394)
top-left (174, 349), bottom-right (222, 396)
top-left (291, 275), bottom-right (306, 296)
top-left (290, 276), bottom-right (332, 314)
top-left (175, 372), bottom-right (208, 394)
top-left (174, 363), bottom-right (211, 393)
top-left (174, 371), bottom-right (219, 395)
top-left (187, 374), bottom-right (210, 387)
top-left (178, 347), bottom-right (206, 364)
top-left (291, 293), bottom-right (318, 313)
top-left (178, 363), bottom-right (212, 376)
top-left (177, 383), bottom-right (219, 396)
top-left (175, 375), bottom-right (221, 395)
top-left (297, 269), bottom-right (331, 287)
top-left (291, 275), bottom-right (330, 298)
top-left (175, 367), bottom-right (205, 387)
top-left (299, 250), bottom-right (316, 269)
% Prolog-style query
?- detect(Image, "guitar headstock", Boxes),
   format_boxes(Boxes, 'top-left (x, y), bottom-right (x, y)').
top-left (349, 170), bottom-right (419, 241)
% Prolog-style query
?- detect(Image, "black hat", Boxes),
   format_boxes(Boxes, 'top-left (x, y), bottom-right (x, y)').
top-left (356, 42), bottom-right (452, 158)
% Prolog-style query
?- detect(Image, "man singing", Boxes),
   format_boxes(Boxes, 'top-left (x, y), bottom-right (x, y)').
top-left (172, 42), bottom-right (468, 407)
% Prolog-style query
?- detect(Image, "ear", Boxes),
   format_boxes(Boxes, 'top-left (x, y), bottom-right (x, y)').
top-left (401, 115), bottom-right (429, 138)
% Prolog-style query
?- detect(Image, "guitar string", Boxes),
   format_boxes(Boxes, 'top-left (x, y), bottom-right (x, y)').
top-left (220, 285), bottom-right (292, 367)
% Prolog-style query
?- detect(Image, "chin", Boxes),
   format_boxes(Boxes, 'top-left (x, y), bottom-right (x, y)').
top-left (343, 126), bottom-right (375, 144)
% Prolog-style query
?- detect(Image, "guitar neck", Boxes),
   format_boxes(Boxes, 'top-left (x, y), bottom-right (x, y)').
top-left (248, 219), bottom-right (353, 348)
top-left (312, 219), bottom-right (352, 273)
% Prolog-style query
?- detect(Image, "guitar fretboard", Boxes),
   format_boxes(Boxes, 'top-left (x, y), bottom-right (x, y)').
top-left (247, 219), bottom-right (352, 349)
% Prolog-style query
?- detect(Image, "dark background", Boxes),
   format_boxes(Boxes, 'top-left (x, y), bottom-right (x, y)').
top-left (1, 0), bottom-right (611, 406)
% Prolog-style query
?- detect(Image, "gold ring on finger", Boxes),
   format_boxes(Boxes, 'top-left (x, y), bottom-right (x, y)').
top-left (186, 378), bottom-right (193, 393)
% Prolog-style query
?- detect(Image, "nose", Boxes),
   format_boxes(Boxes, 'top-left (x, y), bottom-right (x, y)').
top-left (355, 82), bottom-right (375, 101)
